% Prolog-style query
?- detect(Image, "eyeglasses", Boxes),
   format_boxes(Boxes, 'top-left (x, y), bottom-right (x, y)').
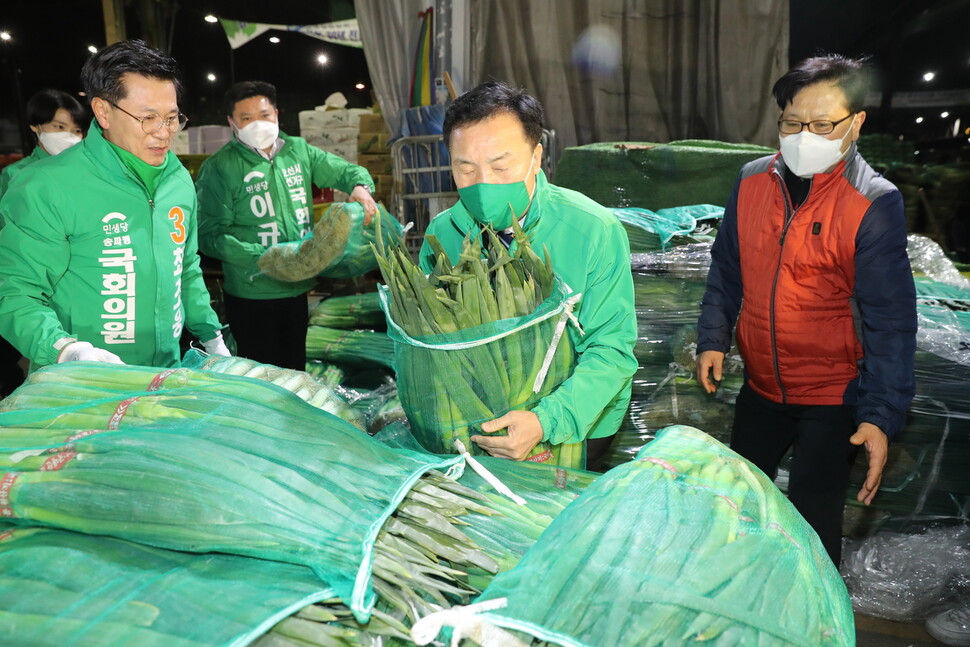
top-left (778, 113), bottom-right (854, 135)
top-left (111, 102), bottom-right (188, 134)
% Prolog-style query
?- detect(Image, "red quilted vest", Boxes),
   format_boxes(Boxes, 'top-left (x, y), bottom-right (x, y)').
top-left (735, 154), bottom-right (872, 405)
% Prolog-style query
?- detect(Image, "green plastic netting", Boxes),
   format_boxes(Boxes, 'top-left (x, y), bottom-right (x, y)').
top-left (379, 279), bottom-right (583, 468)
top-left (0, 525), bottom-right (334, 647)
top-left (554, 140), bottom-right (774, 210)
top-left (0, 362), bottom-right (463, 621)
top-left (374, 423), bottom-right (600, 577)
top-left (613, 204), bottom-right (724, 253)
top-left (257, 203), bottom-right (404, 281)
top-left (419, 425), bottom-right (854, 647)
top-left (309, 292), bottom-right (385, 329)
top-left (182, 349), bottom-right (365, 429)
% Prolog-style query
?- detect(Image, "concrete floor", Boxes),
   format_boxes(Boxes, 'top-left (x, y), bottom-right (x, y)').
top-left (856, 613), bottom-right (943, 646)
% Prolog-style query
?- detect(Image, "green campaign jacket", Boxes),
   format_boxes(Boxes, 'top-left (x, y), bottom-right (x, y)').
top-left (0, 146), bottom-right (50, 203)
top-left (195, 133), bottom-right (374, 300)
top-left (0, 122), bottom-right (222, 368)
top-left (419, 171), bottom-right (638, 444)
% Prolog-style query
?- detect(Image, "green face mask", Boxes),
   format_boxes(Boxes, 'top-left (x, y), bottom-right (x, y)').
top-left (457, 149), bottom-right (538, 230)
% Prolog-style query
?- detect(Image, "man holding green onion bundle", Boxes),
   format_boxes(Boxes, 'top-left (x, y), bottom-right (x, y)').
top-left (0, 40), bottom-right (227, 369)
top-left (196, 80), bottom-right (376, 370)
top-left (418, 82), bottom-right (638, 468)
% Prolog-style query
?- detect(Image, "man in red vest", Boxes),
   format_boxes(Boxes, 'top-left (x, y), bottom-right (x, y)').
top-left (696, 54), bottom-right (917, 566)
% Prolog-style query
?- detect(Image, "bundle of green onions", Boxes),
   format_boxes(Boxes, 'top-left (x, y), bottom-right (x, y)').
top-left (375, 218), bottom-right (554, 336)
top-left (306, 326), bottom-right (395, 370)
top-left (193, 354), bottom-right (365, 429)
top-left (0, 363), bottom-right (502, 623)
top-left (372, 217), bottom-right (580, 466)
top-left (304, 360), bottom-right (346, 389)
top-left (309, 292), bottom-right (385, 330)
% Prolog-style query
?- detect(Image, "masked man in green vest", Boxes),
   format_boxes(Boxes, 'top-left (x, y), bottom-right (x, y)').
top-left (196, 80), bottom-right (376, 370)
top-left (0, 40), bottom-right (228, 369)
top-left (418, 82), bottom-right (638, 469)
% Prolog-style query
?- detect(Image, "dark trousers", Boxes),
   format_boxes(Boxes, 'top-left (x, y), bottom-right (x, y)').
top-left (585, 434), bottom-right (615, 472)
top-left (0, 336), bottom-right (25, 398)
top-left (729, 383), bottom-right (859, 566)
top-left (223, 292), bottom-right (309, 370)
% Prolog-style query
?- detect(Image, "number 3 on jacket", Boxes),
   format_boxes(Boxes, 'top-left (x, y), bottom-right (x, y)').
top-left (169, 206), bottom-right (186, 244)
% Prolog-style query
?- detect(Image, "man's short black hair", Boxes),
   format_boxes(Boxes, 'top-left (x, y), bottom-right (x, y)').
top-left (26, 89), bottom-right (87, 131)
top-left (80, 39), bottom-right (183, 105)
top-left (772, 54), bottom-right (871, 113)
top-left (224, 81), bottom-right (277, 117)
top-left (443, 81), bottom-right (544, 148)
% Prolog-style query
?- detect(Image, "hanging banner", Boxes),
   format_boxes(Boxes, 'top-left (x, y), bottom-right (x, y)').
top-left (409, 8), bottom-right (434, 107)
top-left (219, 18), bottom-right (362, 50)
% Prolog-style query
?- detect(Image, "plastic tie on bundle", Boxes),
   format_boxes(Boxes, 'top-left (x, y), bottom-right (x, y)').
top-left (454, 439), bottom-right (526, 506)
top-left (411, 598), bottom-right (528, 647)
top-left (532, 291), bottom-right (583, 393)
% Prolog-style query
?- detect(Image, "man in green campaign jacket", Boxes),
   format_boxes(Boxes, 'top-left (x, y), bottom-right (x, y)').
top-left (196, 80), bottom-right (376, 370)
top-left (418, 82), bottom-right (638, 469)
top-left (0, 40), bottom-right (227, 369)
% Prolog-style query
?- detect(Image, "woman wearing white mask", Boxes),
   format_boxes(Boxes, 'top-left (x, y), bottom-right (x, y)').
top-left (0, 89), bottom-right (86, 199)
top-left (0, 88), bottom-right (86, 398)
top-left (696, 54), bottom-right (916, 568)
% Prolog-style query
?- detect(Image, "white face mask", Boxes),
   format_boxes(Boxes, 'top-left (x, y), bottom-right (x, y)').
top-left (778, 115), bottom-right (856, 178)
top-left (235, 119), bottom-right (279, 151)
top-left (38, 131), bottom-right (82, 156)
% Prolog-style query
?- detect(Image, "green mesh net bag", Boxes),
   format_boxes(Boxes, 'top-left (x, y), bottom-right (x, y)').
top-left (375, 423), bottom-right (600, 578)
top-left (0, 525), bottom-right (335, 647)
top-left (410, 425), bottom-right (854, 647)
top-left (182, 349), bottom-right (365, 429)
top-left (257, 203), bottom-right (404, 281)
top-left (0, 362), bottom-right (464, 621)
top-left (380, 279), bottom-right (583, 468)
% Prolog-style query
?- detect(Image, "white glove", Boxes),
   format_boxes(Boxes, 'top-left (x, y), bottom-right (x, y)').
top-left (202, 331), bottom-right (231, 357)
top-left (57, 340), bottom-right (125, 364)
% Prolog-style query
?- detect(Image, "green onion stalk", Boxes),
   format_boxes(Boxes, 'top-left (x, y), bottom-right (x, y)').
top-left (371, 214), bottom-right (581, 467)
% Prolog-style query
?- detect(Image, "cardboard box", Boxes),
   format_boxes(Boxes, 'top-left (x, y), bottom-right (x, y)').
top-left (357, 153), bottom-right (393, 176)
top-left (357, 113), bottom-right (389, 134)
top-left (310, 142), bottom-right (358, 163)
top-left (187, 125), bottom-right (232, 155)
top-left (371, 173), bottom-right (393, 194)
top-left (309, 107), bottom-right (372, 129)
top-left (303, 126), bottom-right (359, 148)
top-left (170, 131), bottom-right (190, 155)
top-left (358, 132), bottom-right (391, 154)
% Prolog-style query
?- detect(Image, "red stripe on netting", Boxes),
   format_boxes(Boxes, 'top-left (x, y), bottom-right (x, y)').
top-left (40, 450), bottom-right (78, 472)
top-left (149, 369), bottom-right (178, 391)
top-left (0, 472), bottom-right (20, 518)
top-left (108, 397), bottom-right (139, 429)
top-left (0, 528), bottom-right (16, 542)
top-left (644, 457), bottom-right (679, 474)
top-left (526, 450), bottom-right (554, 463)
top-left (65, 430), bottom-right (104, 443)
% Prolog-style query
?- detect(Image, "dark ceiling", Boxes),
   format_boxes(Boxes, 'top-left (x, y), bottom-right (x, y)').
top-left (1, 0), bottom-right (968, 141)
